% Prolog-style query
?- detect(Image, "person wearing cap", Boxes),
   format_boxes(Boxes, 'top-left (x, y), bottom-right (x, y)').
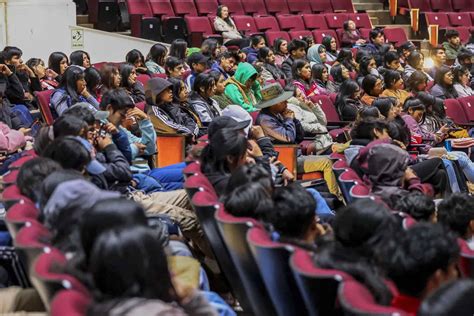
top-left (443, 29), bottom-right (466, 62)
top-left (255, 83), bottom-right (341, 198)
top-left (185, 52), bottom-right (209, 91)
top-left (146, 77), bottom-right (199, 139)
top-left (224, 62), bottom-right (262, 112)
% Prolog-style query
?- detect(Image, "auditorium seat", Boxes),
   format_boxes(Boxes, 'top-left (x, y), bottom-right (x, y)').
top-left (277, 14), bottom-right (306, 31)
top-left (255, 15), bottom-right (281, 32)
top-left (265, 0), bottom-right (290, 15)
top-left (448, 12), bottom-right (472, 27)
top-left (170, 0), bottom-right (198, 16)
top-left (384, 27), bottom-right (409, 46)
top-left (218, 0), bottom-right (245, 15)
top-left (310, 95), bottom-right (348, 126)
top-left (309, 0), bottom-right (333, 13)
top-left (312, 30), bottom-right (339, 47)
top-left (302, 14), bottom-right (329, 30)
top-left (408, 0), bottom-right (432, 12)
top-left (233, 15), bottom-right (259, 35)
top-left (349, 13), bottom-right (372, 28)
top-left (444, 98), bottom-right (474, 127)
top-left (265, 31), bottom-right (291, 46)
top-left (338, 169), bottom-right (362, 204)
top-left (331, 0), bottom-right (355, 13)
top-left (35, 90), bottom-right (54, 126)
top-left (6, 201), bottom-right (40, 239)
top-left (452, 0), bottom-right (474, 11)
top-left (429, 0), bottom-right (454, 12)
top-left (289, 30), bottom-right (314, 40)
top-left (458, 238), bottom-right (474, 278)
top-left (449, 26), bottom-right (471, 43)
top-left (287, 0), bottom-right (312, 14)
top-left (349, 183), bottom-right (371, 201)
top-left (126, 0), bottom-right (161, 40)
top-left (325, 13), bottom-right (349, 29)
top-left (185, 16), bottom-right (223, 47)
top-left (50, 289), bottom-right (92, 316)
top-left (458, 96), bottom-right (474, 122)
top-left (241, 0), bottom-right (268, 15)
top-left (425, 12), bottom-right (450, 29)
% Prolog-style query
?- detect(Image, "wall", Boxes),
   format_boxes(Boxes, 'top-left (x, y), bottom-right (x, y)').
top-left (2, 0), bottom-right (163, 63)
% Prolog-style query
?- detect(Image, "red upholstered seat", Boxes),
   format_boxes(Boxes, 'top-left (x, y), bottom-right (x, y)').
top-left (349, 13), bottom-right (372, 28)
top-left (325, 13), bottom-right (349, 29)
top-left (312, 30), bottom-right (339, 47)
top-left (458, 238), bottom-right (474, 278)
top-left (2, 169), bottom-right (19, 186)
top-left (289, 30), bottom-right (313, 40)
top-left (233, 15), bottom-right (259, 34)
top-left (287, 0), bottom-right (312, 14)
top-left (448, 13), bottom-right (472, 27)
top-left (170, 0), bottom-right (197, 16)
top-left (136, 74), bottom-right (150, 86)
top-left (265, 0), bottom-right (290, 15)
top-left (444, 98), bottom-right (474, 126)
top-left (349, 183), bottom-right (372, 201)
top-left (255, 15), bottom-right (280, 32)
top-left (277, 14), bottom-right (306, 31)
top-left (429, 0), bottom-right (454, 12)
top-left (184, 173), bottom-right (217, 200)
top-left (309, 0), bottom-right (333, 13)
top-left (183, 161), bottom-right (202, 178)
top-left (8, 154), bottom-right (36, 170)
top-left (35, 90), bottom-right (55, 126)
top-left (3, 185), bottom-right (33, 209)
top-left (185, 16), bottom-right (223, 46)
top-left (50, 289), bottom-right (92, 316)
top-left (331, 0), bottom-right (355, 12)
top-left (383, 27), bottom-right (409, 46)
top-left (302, 14), bottom-right (329, 30)
top-left (425, 12), bottom-right (450, 28)
top-left (266, 31), bottom-right (290, 44)
top-left (6, 201), bottom-right (40, 238)
top-left (195, 0), bottom-right (219, 15)
top-left (241, 0), bottom-right (267, 15)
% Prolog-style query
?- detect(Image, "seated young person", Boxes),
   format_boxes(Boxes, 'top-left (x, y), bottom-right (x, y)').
top-left (185, 53), bottom-right (210, 91)
top-left (378, 51), bottom-right (402, 77)
top-left (356, 56), bottom-right (382, 87)
top-left (334, 80), bottom-right (363, 121)
top-left (438, 193), bottom-right (474, 249)
top-left (393, 192), bottom-right (436, 222)
top-left (329, 63), bottom-right (350, 93)
top-left (26, 58), bottom-right (57, 90)
top-left (125, 49), bottom-right (150, 75)
top-left (189, 73), bottom-right (221, 125)
top-left (314, 199), bottom-right (399, 306)
top-left (360, 74), bottom-right (384, 106)
top-left (443, 29), bottom-right (465, 62)
top-left (402, 51), bottom-right (433, 83)
top-left (426, 46), bottom-right (447, 79)
top-left (292, 59), bottom-right (321, 99)
top-left (47, 51), bottom-right (69, 85)
top-left (224, 62), bottom-right (262, 112)
top-left (50, 66), bottom-right (99, 117)
top-left (145, 43), bottom-right (167, 75)
top-left (210, 70), bottom-right (233, 110)
top-left (281, 39), bottom-right (307, 80)
top-left (312, 64), bottom-right (337, 95)
top-left (257, 47), bottom-right (286, 83)
top-left (453, 65), bottom-right (474, 97)
top-left (119, 63), bottom-right (145, 104)
top-left (242, 35), bottom-right (266, 65)
top-left (256, 83), bottom-right (341, 198)
top-left (70, 50), bottom-right (91, 68)
top-left (386, 223), bottom-right (459, 315)
top-left (165, 57), bottom-right (186, 80)
top-left (430, 65), bottom-right (459, 99)
top-left (380, 70), bottom-right (411, 106)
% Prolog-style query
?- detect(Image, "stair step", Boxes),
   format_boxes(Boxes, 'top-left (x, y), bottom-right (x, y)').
top-left (76, 14), bottom-right (89, 25)
top-left (370, 16), bottom-right (379, 26)
top-left (78, 23), bottom-right (94, 29)
top-left (354, 3), bottom-right (384, 11)
top-left (352, 0), bottom-right (382, 4)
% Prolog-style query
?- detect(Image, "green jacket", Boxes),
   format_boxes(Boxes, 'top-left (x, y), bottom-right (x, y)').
top-left (442, 42), bottom-right (464, 61)
top-left (224, 62), bottom-right (262, 112)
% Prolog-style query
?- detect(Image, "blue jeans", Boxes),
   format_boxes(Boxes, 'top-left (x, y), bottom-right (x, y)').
top-left (146, 162), bottom-right (186, 190)
top-left (449, 151), bottom-right (474, 183)
top-left (306, 188), bottom-right (335, 220)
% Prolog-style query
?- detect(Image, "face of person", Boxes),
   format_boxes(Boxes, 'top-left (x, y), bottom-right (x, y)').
top-left (113, 71), bottom-right (121, 88)
top-left (193, 62), bottom-right (207, 74)
top-left (83, 54), bottom-right (91, 68)
top-left (443, 71), bottom-right (454, 85)
top-left (409, 108), bottom-right (425, 122)
top-left (220, 57), bottom-right (235, 72)
top-left (271, 100), bottom-right (288, 113)
top-left (9, 55), bottom-right (22, 67)
top-left (293, 47), bottom-right (306, 59)
top-left (178, 82), bottom-right (188, 102)
top-left (374, 128), bottom-right (390, 139)
top-left (246, 76), bottom-right (255, 89)
top-left (159, 87), bottom-right (173, 103)
top-left (266, 50), bottom-right (276, 64)
top-left (386, 106), bottom-right (396, 120)
top-left (170, 64), bottom-right (185, 78)
top-left (319, 47), bottom-right (327, 63)
top-left (348, 20), bottom-right (356, 30)
top-left (207, 83), bottom-right (217, 97)
top-left (330, 38), bottom-right (337, 51)
top-left (307, 39), bottom-right (315, 47)
top-left (372, 79), bottom-right (384, 96)
top-left (373, 33), bottom-right (385, 45)
top-left (434, 49), bottom-right (446, 64)
top-left (280, 41), bottom-right (288, 54)
top-left (133, 59), bottom-right (142, 68)
top-left (34, 62), bottom-right (46, 78)
top-left (388, 59), bottom-right (401, 70)
top-left (256, 39), bottom-right (266, 49)
top-left (215, 75), bottom-right (226, 95)
top-left (368, 58), bottom-right (376, 71)
top-left (393, 101), bottom-right (403, 116)
top-left (352, 87), bottom-right (361, 99)
top-left (220, 6), bottom-right (229, 19)
top-left (321, 68), bottom-right (329, 82)
top-left (128, 67), bottom-right (137, 85)
top-left (300, 63), bottom-right (312, 81)
top-left (76, 77), bottom-right (86, 93)
top-left (449, 36), bottom-right (461, 47)
top-left (460, 71), bottom-right (471, 86)
top-left (341, 65), bottom-right (350, 79)
top-left (108, 107), bottom-right (128, 126)
top-left (60, 57), bottom-right (68, 74)
top-left (394, 77), bottom-right (404, 90)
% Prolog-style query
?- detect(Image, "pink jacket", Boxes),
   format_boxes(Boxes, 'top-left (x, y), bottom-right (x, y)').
top-left (0, 122), bottom-right (26, 153)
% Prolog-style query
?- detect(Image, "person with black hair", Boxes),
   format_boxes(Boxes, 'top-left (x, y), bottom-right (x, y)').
top-left (329, 63), bottom-right (350, 93)
top-left (257, 47), bottom-right (286, 82)
top-left (312, 64), bottom-right (337, 95)
top-left (185, 52), bottom-right (210, 91)
top-left (86, 227), bottom-right (217, 315)
top-left (214, 5), bottom-right (243, 45)
top-left (386, 223), bottom-right (459, 314)
top-left (397, 41), bottom-right (416, 67)
top-left (165, 56), bottom-right (185, 79)
top-left (48, 51), bottom-right (69, 84)
top-left (211, 51), bottom-right (235, 80)
top-left (119, 63), bottom-right (145, 103)
top-left (314, 199), bottom-right (398, 306)
top-left (261, 183), bottom-right (330, 251)
top-left (200, 39), bottom-right (221, 63)
top-left (363, 28), bottom-right (385, 63)
top-left (147, 77), bottom-right (199, 138)
top-left (361, 74), bottom-right (384, 106)
top-left (99, 63), bottom-right (121, 96)
top-left (420, 280), bottom-right (474, 315)
top-left (70, 50), bottom-right (91, 68)
top-left (242, 35), bottom-right (266, 65)
top-left (307, 44), bottom-right (329, 69)
top-left (438, 193), bottom-right (474, 243)
top-left (84, 67), bottom-right (101, 100)
top-left (430, 65), bottom-right (459, 99)
top-left (145, 44), bottom-right (167, 75)
top-left (333, 48), bottom-right (357, 72)
top-left (322, 35), bottom-right (338, 62)
top-left (380, 70), bottom-right (411, 105)
top-left (378, 51), bottom-right (402, 78)
top-left (426, 46), bottom-right (446, 79)
top-left (17, 157), bottom-right (63, 203)
top-left (26, 57), bottom-right (57, 90)
top-left (394, 192), bottom-right (436, 222)
top-left (403, 51), bottom-right (433, 83)
top-left (349, 118), bottom-right (390, 146)
top-left (189, 72), bottom-right (221, 125)
top-left (169, 39), bottom-right (188, 63)
top-left (453, 65), bottom-right (474, 97)
top-left (125, 49), bottom-right (149, 75)
top-left (356, 55), bottom-right (382, 86)
top-left (443, 29), bottom-right (465, 61)
top-left (292, 59), bottom-right (320, 98)
top-left (50, 66), bottom-right (99, 117)
top-left (372, 97), bottom-right (398, 120)
top-left (281, 39), bottom-right (307, 80)
top-left (341, 19), bottom-right (366, 47)
top-left (334, 79), bottom-right (362, 121)
top-left (406, 71), bottom-right (445, 119)
top-left (273, 38), bottom-right (289, 67)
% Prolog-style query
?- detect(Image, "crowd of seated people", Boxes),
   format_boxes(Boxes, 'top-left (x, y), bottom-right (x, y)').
top-left (2, 7), bottom-right (474, 314)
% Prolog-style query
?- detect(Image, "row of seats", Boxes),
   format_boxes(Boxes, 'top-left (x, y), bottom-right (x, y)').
top-left (398, 0), bottom-right (474, 14)
top-left (424, 12), bottom-right (474, 43)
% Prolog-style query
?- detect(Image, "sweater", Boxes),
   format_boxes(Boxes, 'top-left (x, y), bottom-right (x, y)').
top-left (213, 16), bottom-right (242, 43)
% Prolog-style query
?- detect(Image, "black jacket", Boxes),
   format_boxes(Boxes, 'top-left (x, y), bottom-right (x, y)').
top-left (281, 56), bottom-right (295, 80)
top-left (95, 143), bottom-right (133, 194)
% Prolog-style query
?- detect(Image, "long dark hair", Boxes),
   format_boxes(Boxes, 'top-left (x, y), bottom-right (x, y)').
top-left (322, 36), bottom-right (337, 54)
top-left (330, 64), bottom-right (345, 83)
top-left (119, 63), bottom-right (135, 89)
top-left (84, 67), bottom-right (102, 97)
top-left (273, 38), bottom-right (287, 56)
top-left (48, 52), bottom-right (68, 75)
top-left (311, 64), bottom-right (327, 83)
top-left (100, 63), bottom-right (120, 90)
top-left (125, 49), bottom-right (145, 67)
top-left (146, 44), bottom-right (167, 66)
top-left (169, 39), bottom-right (188, 60)
top-left (314, 199), bottom-right (397, 305)
top-left (216, 5), bottom-right (233, 26)
top-left (335, 48), bottom-right (354, 72)
top-left (192, 72), bottom-right (216, 98)
top-left (70, 50), bottom-right (90, 68)
top-left (168, 77), bottom-right (186, 104)
top-left (59, 66), bottom-right (85, 103)
top-left (435, 65), bottom-right (458, 98)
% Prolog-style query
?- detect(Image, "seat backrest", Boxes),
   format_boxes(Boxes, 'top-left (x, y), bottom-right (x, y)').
top-left (185, 16), bottom-right (214, 34)
top-left (425, 12), bottom-right (450, 28)
top-left (170, 0), bottom-right (198, 16)
top-left (277, 14), bottom-right (305, 31)
top-left (452, 0), bottom-right (474, 11)
top-left (338, 169), bottom-right (361, 204)
top-left (383, 27), bottom-right (408, 45)
top-left (458, 238), bottom-right (474, 278)
top-left (35, 90), bottom-right (55, 126)
top-left (350, 183), bottom-right (371, 200)
top-left (3, 184), bottom-right (33, 210)
top-left (184, 173), bottom-right (217, 200)
top-left (50, 289), bottom-right (92, 316)
top-left (408, 0), bottom-right (432, 11)
top-left (302, 14), bottom-right (329, 30)
top-left (195, 0), bottom-right (219, 15)
top-left (290, 248), bottom-right (351, 316)
top-left (332, 159), bottom-right (348, 178)
top-left (448, 13), bottom-right (472, 27)
top-left (312, 30), bottom-right (339, 47)
top-left (218, 0), bottom-right (245, 15)
top-left (338, 280), bottom-right (407, 316)
top-left (6, 201), bottom-right (40, 238)
top-left (311, 95), bottom-right (341, 122)
top-left (266, 31), bottom-right (291, 44)
top-left (331, 0), bottom-right (355, 12)
top-left (309, 0), bottom-right (333, 13)
top-left (241, 0), bottom-right (268, 15)
top-left (2, 169), bottom-right (19, 186)
top-left (264, 0), bottom-right (290, 14)
top-left (349, 13), bottom-right (372, 28)
top-left (149, 0), bottom-right (175, 17)
top-left (247, 226), bottom-right (307, 316)
top-left (215, 208), bottom-right (277, 315)
top-left (136, 74), bottom-right (150, 86)
top-left (430, 0), bottom-right (454, 12)
top-left (255, 15), bottom-right (280, 31)
top-left (287, 0), bottom-right (312, 13)
top-left (325, 13), bottom-right (349, 29)
top-left (233, 15), bottom-right (258, 33)
top-left (126, 0), bottom-right (153, 16)
top-left (182, 161), bottom-right (201, 178)
top-left (458, 96), bottom-right (474, 122)
top-left (445, 98), bottom-right (469, 125)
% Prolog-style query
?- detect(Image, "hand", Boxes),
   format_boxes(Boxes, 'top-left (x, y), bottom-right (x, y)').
top-left (403, 167), bottom-right (417, 183)
top-left (97, 135), bottom-right (113, 150)
top-left (281, 168), bottom-right (295, 186)
top-left (356, 39), bottom-right (366, 45)
top-left (18, 128), bottom-right (31, 136)
top-left (247, 139), bottom-right (263, 157)
top-left (17, 64), bottom-right (35, 77)
top-left (282, 109), bottom-right (295, 119)
top-left (172, 277), bottom-right (195, 304)
top-left (127, 107), bottom-right (148, 121)
top-left (304, 99), bottom-right (316, 109)
top-left (134, 142), bottom-right (146, 155)
top-left (250, 125), bottom-right (265, 139)
top-left (439, 124), bottom-right (450, 134)
top-left (103, 122), bottom-right (118, 135)
top-left (46, 68), bottom-right (58, 79)
top-left (0, 64), bottom-right (12, 76)
top-left (24, 92), bottom-right (33, 101)
top-left (80, 87), bottom-right (91, 98)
